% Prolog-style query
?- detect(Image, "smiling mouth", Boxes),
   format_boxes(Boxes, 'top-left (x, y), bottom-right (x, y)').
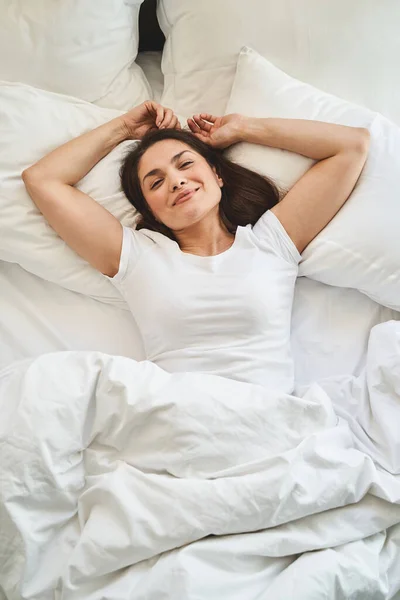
top-left (173, 188), bottom-right (200, 206)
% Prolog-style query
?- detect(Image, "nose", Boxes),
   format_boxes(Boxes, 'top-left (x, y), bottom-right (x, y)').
top-left (171, 176), bottom-right (188, 192)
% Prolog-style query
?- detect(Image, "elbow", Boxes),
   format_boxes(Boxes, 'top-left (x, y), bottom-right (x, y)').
top-left (22, 166), bottom-right (39, 185)
top-left (353, 127), bottom-right (371, 154)
top-left (22, 166), bottom-right (47, 193)
top-left (21, 168), bottom-right (30, 183)
top-left (104, 264), bottom-right (119, 279)
top-left (22, 165), bottom-right (36, 179)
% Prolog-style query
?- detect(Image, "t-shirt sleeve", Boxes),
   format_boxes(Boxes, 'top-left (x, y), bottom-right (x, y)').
top-left (106, 225), bottom-right (155, 284)
top-left (252, 210), bottom-right (301, 265)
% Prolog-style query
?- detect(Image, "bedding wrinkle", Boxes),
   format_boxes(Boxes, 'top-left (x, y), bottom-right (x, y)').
top-left (2, 24), bottom-right (400, 596)
top-left (2, 324), bottom-right (400, 597)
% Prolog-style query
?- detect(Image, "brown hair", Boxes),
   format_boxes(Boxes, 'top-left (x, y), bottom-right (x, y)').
top-left (120, 128), bottom-right (283, 241)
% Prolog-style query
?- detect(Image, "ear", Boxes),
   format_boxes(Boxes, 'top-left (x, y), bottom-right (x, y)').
top-left (212, 166), bottom-right (224, 187)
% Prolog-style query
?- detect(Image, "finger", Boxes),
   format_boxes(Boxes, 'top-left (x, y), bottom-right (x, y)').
top-left (155, 105), bottom-right (165, 127)
top-left (199, 113), bottom-right (217, 124)
top-left (193, 132), bottom-right (213, 146)
top-left (146, 100), bottom-right (159, 117)
top-left (168, 115), bottom-right (180, 130)
top-left (187, 118), bottom-right (196, 133)
top-left (192, 114), bottom-right (212, 133)
top-left (160, 108), bottom-right (174, 129)
top-left (164, 114), bottom-right (179, 130)
top-left (187, 117), bottom-right (202, 134)
top-left (188, 118), bottom-right (205, 136)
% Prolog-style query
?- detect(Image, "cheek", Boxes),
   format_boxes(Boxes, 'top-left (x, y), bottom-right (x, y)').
top-left (193, 167), bottom-right (218, 190)
top-left (202, 171), bottom-right (222, 195)
top-left (143, 188), bottom-right (166, 214)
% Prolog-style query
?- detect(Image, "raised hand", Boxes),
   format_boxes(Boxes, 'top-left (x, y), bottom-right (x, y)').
top-left (121, 101), bottom-right (181, 139)
top-left (187, 113), bottom-right (246, 149)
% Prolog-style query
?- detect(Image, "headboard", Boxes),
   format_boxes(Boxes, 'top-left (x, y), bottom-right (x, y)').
top-left (139, 0), bottom-right (165, 52)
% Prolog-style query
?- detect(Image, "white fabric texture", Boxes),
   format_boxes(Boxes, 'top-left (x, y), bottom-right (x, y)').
top-left (0, 261), bottom-right (146, 372)
top-left (1, 260), bottom-right (399, 387)
top-left (1, 320), bottom-right (400, 598)
top-left (0, 82), bottom-right (140, 306)
top-left (108, 211), bottom-right (300, 390)
top-left (136, 51), bottom-right (164, 104)
top-left (0, 0), bottom-right (152, 110)
top-left (224, 47), bottom-right (400, 311)
top-left (158, 0), bottom-right (400, 125)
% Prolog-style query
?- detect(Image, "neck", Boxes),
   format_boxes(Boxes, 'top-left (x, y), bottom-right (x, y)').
top-left (175, 211), bottom-right (235, 257)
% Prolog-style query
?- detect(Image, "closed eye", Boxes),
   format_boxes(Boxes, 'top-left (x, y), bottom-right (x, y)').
top-left (150, 161), bottom-right (193, 189)
top-left (150, 178), bottom-right (163, 189)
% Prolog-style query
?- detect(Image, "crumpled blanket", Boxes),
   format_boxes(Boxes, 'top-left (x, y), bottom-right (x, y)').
top-left (1, 321), bottom-right (400, 599)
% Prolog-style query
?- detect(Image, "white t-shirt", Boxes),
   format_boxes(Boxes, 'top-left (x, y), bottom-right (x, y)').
top-left (109, 210), bottom-right (301, 392)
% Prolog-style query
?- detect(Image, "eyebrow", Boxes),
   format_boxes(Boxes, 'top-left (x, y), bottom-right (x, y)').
top-left (142, 150), bottom-right (194, 184)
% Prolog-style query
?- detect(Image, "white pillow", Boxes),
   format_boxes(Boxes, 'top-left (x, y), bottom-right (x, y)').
top-left (0, 0), bottom-right (152, 110)
top-left (0, 82), bottom-right (139, 307)
top-left (158, 0), bottom-right (400, 126)
top-left (136, 51), bottom-right (164, 104)
top-left (224, 47), bottom-right (400, 311)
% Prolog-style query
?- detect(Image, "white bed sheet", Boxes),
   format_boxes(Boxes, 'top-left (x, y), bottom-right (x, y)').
top-left (1, 260), bottom-right (399, 386)
top-left (292, 277), bottom-right (400, 385)
top-left (0, 261), bottom-right (145, 371)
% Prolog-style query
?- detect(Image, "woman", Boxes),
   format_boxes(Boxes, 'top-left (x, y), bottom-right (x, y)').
top-left (22, 101), bottom-right (370, 391)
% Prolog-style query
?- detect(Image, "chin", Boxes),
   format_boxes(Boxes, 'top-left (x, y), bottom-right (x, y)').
top-left (169, 209), bottom-right (202, 229)
top-left (169, 195), bottom-right (220, 227)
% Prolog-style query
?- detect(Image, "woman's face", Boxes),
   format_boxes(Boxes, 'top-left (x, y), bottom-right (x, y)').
top-left (137, 139), bottom-right (223, 231)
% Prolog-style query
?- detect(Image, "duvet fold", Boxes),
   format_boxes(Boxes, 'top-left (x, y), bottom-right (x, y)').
top-left (1, 322), bottom-right (400, 599)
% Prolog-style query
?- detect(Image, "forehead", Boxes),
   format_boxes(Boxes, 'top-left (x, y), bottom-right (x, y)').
top-left (138, 139), bottom-right (198, 175)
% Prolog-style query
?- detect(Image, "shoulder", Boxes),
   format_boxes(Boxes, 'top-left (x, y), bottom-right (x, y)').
top-left (249, 210), bottom-right (302, 266)
top-left (122, 224), bottom-right (175, 251)
top-left (107, 225), bottom-right (173, 284)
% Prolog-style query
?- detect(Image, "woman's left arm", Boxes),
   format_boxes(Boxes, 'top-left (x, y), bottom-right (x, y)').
top-left (238, 117), bottom-right (370, 254)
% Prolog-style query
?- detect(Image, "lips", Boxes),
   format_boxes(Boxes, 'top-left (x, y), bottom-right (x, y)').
top-left (173, 188), bottom-right (199, 206)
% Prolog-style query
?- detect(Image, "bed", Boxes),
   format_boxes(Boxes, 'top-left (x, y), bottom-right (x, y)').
top-left (1, 48), bottom-right (398, 383)
top-left (1, 1), bottom-right (400, 598)
top-left (1, 242), bottom-right (399, 388)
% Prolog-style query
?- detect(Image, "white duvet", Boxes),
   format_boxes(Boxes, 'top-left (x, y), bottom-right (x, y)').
top-left (1, 322), bottom-right (400, 599)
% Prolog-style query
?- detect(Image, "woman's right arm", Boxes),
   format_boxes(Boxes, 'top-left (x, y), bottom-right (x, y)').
top-left (22, 101), bottom-right (179, 277)
top-left (22, 117), bottom-right (127, 277)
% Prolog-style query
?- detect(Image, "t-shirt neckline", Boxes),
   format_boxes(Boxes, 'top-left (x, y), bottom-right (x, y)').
top-left (173, 226), bottom-right (243, 262)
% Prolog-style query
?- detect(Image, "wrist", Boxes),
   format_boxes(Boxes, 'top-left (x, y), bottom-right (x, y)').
top-left (236, 116), bottom-right (268, 144)
top-left (113, 115), bottom-right (134, 142)
top-left (235, 116), bottom-right (255, 143)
